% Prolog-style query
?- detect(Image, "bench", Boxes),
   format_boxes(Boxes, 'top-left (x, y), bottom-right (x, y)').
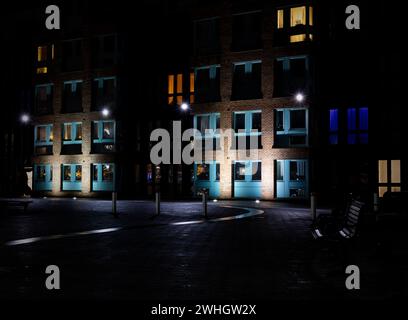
top-left (0, 199), bottom-right (33, 213)
top-left (312, 199), bottom-right (364, 241)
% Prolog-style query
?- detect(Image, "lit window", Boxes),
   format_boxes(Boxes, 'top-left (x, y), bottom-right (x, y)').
top-left (309, 7), bottom-right (313, 26)
top-left (196, 164), bottom-right (210, 181)
top-left (190, 72), bottom-right (195, 104)
top-left (168, 73), bottom-right (185, 105)
top-left (329, 109), bottom-right (339, 144)
top-left (277, 9), bottom-right (284, 29)
top-left (347, 107), bottom-right (368, 144)
top-left (378, 160), bottom-right (401, 197)
top-left (36, 67), bottom-right (48, 74)
top-left (290, 34), bottom-right (307, 43)
top-left (38, 46), bottom-right (47, 62)
top-left (290, 6), bottom-right (306, 27)
top-left (34, 164), bottom-right (53, 191)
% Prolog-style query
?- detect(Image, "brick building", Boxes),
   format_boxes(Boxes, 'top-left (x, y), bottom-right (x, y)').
top-left (181, 0), bottom-right (316, 199)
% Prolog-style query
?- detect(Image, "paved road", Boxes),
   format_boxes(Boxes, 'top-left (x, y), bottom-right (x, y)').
top-left (0, 199), bottom-right (405, 300)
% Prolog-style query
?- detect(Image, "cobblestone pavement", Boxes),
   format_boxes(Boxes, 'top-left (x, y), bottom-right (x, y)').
top-left (0, 198), bottom-right (406, 300)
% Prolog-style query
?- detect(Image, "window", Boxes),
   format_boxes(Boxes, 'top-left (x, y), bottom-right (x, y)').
top-left (215, 163), bottom-right (220, 181)
top-left (168, 73), bottom-right (194, 105)
top-left (233, 111), bottom-right (262, 149)
top-left (92, 120), bottom-right (115, 153)
top-left (92, 163), bottom-right (115, 191)
top-left (234, 161), bottom-right (262, 181)
top-left (34, 124), bottom-right (53, 155)
top-left (194, 65), bottom-right (220, 103)
top-left (36, 44), bottom-right (54, 74)
top-left (232, 11), bottom-right (262, 51)
top-left (92, 34), bottom-right (118, 68)
top-left (275, 109), bottom-right (308, 147)
top-left (196, 163), bottom-right (210, 181)
top-left (34, 84), bottom-right (53, 115)
top-left (235, 162), bottom-right (246, 181)
top-left (290, 7), bottom-right (306, 27)
top-left (62, 39), bottom-right (83, 71)
top-left (37, 46), bottom-right (47, 62)
top-left (61, 122), bottom-right (82, 154)
top-left (276, 160), bottom-right (308, 198)
top-left (92, 77), bottom-right (117, 111)
top-left (33, 164), bottom-right (52, 191)
top-left (62, 80), bottom-right (83, 113)
top-left (232, 61), bottom-right (262, 100)
top-left (194, 18), bottom-right (220, 55)
top-left (347, 107), bottom-right (368, 144)
top-left (252, 161), bottom-right (262, 181)
top-left (274, 56), bottom-right (309, 97)
top-left (194, 113), bottom-right (221, 151)
top-left (62, 164), bottom-right (82, 191)
top-left (378, 160), bottom-right (401, 197)
top-left (275, 5), bottom-right (313, 45)
top-left (329, 109), bottom-right (339, 144)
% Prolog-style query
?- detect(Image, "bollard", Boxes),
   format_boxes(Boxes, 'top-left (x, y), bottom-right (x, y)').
top-left (155, 192), bottom-right (160, 216)
top-left (310, 192), bottom-right (317, 222)
top-left (202, 192), bottom-right (208, 218)
top-left (112, 191), bottom-right (117, 216)
top-left (373, 192), bottom-right (379, 213)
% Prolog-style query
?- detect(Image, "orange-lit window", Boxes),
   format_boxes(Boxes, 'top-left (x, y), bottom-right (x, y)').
top-left (176, 74), bottom-right (183, 94)
top-left (309, 7), bottom-right (313, 26)
top-left (168, 74), bottom-right (175, 104)
top-left (36, 67), bottom-right (48, 74)
top-left (277, 10), bottom-right (284, 29)
top-left (378, 160), bottom-right (401, 197)
top-left (38, 46), bottom-right (47, 62)
top-left (290, 34), bottom-right (307, 43)
top-left (189, 72), bottom-right (195, 104)
top-left (290, 6), bottom-right (306, 27)
top-left (51, 44), bottom-right (55, 60)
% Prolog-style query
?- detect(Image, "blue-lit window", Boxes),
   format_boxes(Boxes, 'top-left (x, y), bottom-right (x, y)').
top-left (329, 109), bottom-right (339, 144)
top-left (61, 164), bottom-right (82, 191)
top-left (92, 120), bottom-right (115, 153)
top-left (274, 56), bottom-right (309, 97)
top-left (62, 122), bottom-right (82, 144)
top-left (275, 108), bottom-right (308, 147)
top-left (347, 107), bottom-right (368, 144)
top-left (33, 164), bottom-right (52, 191)
top-left (195, 65), bottom-right (220, 103)
top-left (233, 111), bottom-right (262, 149)
top-left (92, 163), bottom-right (115, 191)
top-left (194, 113), bottom-right (220, 150)
top-left (232, 61), bottom-right (262, 100)
top-left (34, 124), bottom-right (53, 155)
top-left (62, 80), bottom-right (83, 113)
top-left (92, 77), bottom-right (117, 111)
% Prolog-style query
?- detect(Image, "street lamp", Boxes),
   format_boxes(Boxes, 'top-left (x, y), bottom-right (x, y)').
top-left (180, 103), bottom-right (189, 111)
top-left (295, 93), bottom-right (305, 103)
top-left (102, 108), bottom-right (110, 117)
top-left (20, 113), bottom-right (30, 124)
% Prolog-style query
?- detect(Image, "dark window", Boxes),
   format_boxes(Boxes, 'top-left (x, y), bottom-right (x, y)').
top-left (290, 110), bottom-right (306, 129)
top-left (195, 66), bottom-right (220, 103)
top-left (252, 162), bottom-right (262, 181)
top-left (232, 62), bottom-right (262, 100)
top-left (234, 113), bottom-right (246, 131)
top-left (92, 34), bottom-right (117, 68)
top-left (194, 18), bottom-right (220, 55)
top-left (232, 12), bottom-right (262, 51)
top-left (62, 81), bottom-right (83, 113)
top-left (92, 78), bottom-right (117, 111)
top-left (274, 57), bottom-right (308, 97)
top-left (34, 84), bottom-right (53, 115)
top-left (62, 40), bottom-right (82, 71)
top-left (215, 163), bottom-right (220, 181)
top-left (347, 107), bottom-right (368, 144)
